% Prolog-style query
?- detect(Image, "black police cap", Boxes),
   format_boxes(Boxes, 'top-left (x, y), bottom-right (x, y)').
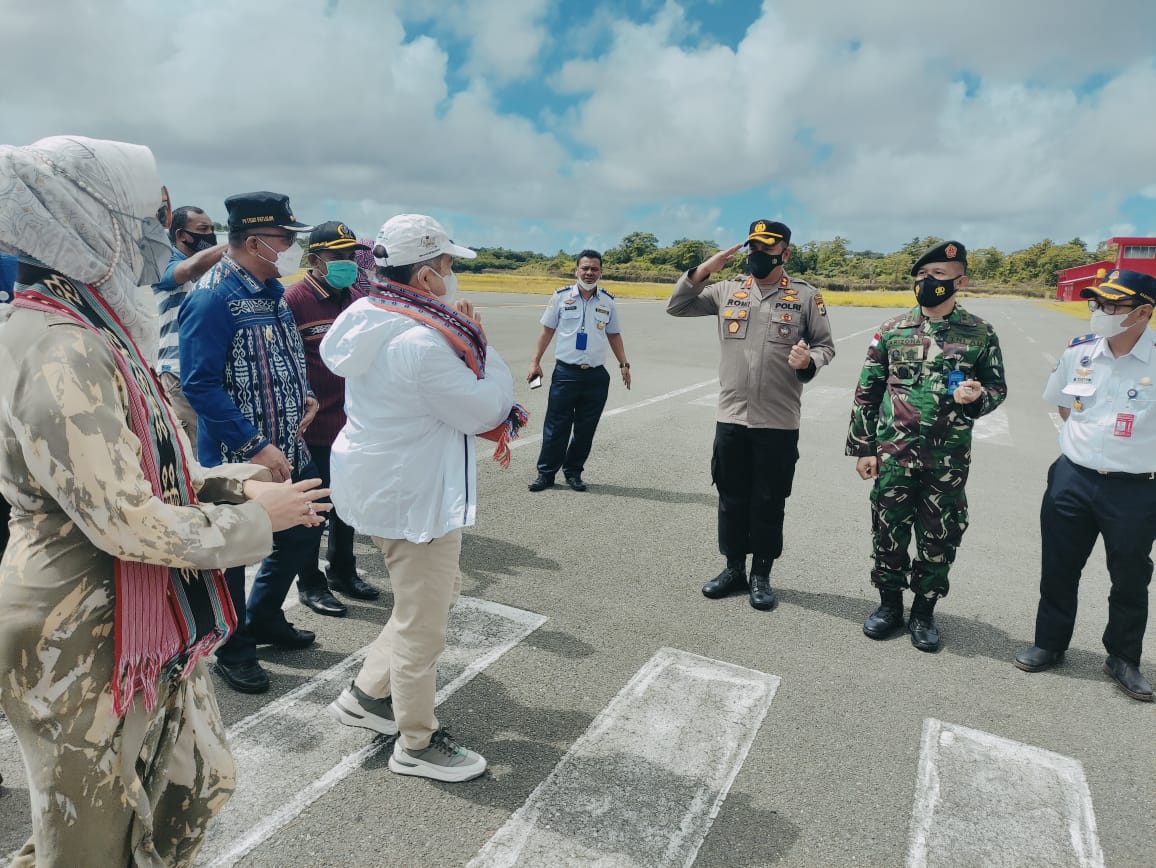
top-left (911, 240), bottom-right (967, 276)
top-left (225, 191), bottom-right (313, 232)
top-left (1081, 269), bottom-right (1156, 306)
top-left (307, 221), bottom-right (370, 253)
top-left (746, 219), bottom-right (791, 245)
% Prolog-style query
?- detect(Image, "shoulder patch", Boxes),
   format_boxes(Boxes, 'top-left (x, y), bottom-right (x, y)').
top-left (554, 286), bottom-right (569, 294)
top-left (599, 288), bottom-right (615, 299)
top-left (1067, 333), bottom-right (1096, 347)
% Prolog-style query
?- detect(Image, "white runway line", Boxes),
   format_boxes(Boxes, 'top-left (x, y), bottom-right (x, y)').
top-left (906, 719), bottom-right (1103, 868)
top-left (972, 406), bottom-right (1012, 446)
top-left (1050, 412), bottom-right (1065, 432)
top-left (467, 647), bottom-right (779, 868)
top-left (1043, 351), bottom-right (1059, 367)
top-left (198, 597), bottom-right (546, 868)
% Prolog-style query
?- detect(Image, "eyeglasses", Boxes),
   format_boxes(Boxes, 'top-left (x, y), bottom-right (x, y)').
top-left (156, 186), bottom-right (172, 229)
top-left (249, 232), bottom-right (296, 248)
top-left (1088, 299), bottom-right (1136, 316)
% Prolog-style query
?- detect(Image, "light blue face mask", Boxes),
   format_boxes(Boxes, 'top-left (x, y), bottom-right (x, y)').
top-left (323, 259), bottom-right (359, 289)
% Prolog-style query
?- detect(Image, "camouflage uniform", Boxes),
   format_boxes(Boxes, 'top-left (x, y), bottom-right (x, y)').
top-left (846, 303), bottom-right (1007, 596)
top-left (0, 307), bottom-right (274, 867)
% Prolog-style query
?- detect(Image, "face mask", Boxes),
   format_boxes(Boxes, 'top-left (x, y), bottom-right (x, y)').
top-left (746, 250), bottom-right (784, 280)
top-left (439, 270), bottom-right (459, 304)
top-left (1089, 308), bottom-right (1136, 338)
top-left (137, 217), bottom-right (173, 286)
top-left (914, 276), bottom-right (957, 307)
top-left (184, 231), bottom-right (217, 253)
top-left (257, 237), bottom-right (301, 278)
top-left (576, 277), bottom-right (598, 292)
top-left (322, 259), bottom-right (359, 290)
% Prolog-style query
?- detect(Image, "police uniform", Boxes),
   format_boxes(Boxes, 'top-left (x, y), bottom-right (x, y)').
top-left (1018, 268), bottom-right (1156, 700)
top-left (667, 219), bottom-right (835, 608)
top-left (535, 284), bottom-right (621, 483)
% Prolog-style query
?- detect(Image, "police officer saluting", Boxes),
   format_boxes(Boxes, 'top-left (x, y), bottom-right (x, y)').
top-left (527, 250), bottom-right (631, 492)
top-left (1016, 269), bottom-right (1156, 702)
top-left (668, 220), bottom-right (835, 610)
top-left (847, 240), bottom-right (1007, 651)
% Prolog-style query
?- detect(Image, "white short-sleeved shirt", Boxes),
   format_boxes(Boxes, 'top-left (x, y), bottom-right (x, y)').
top-left (541, 285), bottom-right (620, 367)
top-left (1044, 333), bottom-right (1156, 473)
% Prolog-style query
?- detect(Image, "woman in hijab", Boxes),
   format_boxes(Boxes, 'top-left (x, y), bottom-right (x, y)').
top-left (0, 136), bottom-right (331, 867)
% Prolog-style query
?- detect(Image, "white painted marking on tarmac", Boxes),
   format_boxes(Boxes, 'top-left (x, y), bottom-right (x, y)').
top-left (1050, 412), bottom-right (1064, 432)
top-left (1025, 334), bottom-right (1037, 343)
top-left (972, 406), bottom-right (1012, 445)
top-left (907, 719), bottom-right (1103, 868)
top-left (1043, 351), bottom-right (1058, 367)
top-left (199, 597), bottom-right (546, 868)
top-left (689, 391), bottom-right (718, 407)
top-left (511, 379), bottom-right (718, 450)
top-left (468, 647), bottom-right (779, 868)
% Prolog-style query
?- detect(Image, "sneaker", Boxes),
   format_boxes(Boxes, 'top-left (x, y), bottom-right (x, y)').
top-left (327, 682), bottom-right (399, 736)
top-left (388, 728), bottom-right (487, 782)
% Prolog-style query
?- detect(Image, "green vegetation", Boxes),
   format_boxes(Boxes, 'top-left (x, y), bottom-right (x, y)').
top-left (456, 232), bottom-right (1116, 298)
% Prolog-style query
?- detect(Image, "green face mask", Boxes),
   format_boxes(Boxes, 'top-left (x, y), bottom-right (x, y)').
top-left (323, 259), bottom-right (359, 289)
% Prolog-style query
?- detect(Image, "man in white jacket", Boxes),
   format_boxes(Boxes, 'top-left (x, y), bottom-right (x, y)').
top-left (321, 214), bottom-right (514, 782)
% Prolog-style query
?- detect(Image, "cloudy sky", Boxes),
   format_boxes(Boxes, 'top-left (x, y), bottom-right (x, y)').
top-left (3, 0), bottom-right (1155, 255)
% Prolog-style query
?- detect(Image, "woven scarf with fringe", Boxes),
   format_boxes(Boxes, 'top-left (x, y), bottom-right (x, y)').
top-left (366, 278), bottom-right (528, 466)
top-left (13, 274), bottom-right (236, 716)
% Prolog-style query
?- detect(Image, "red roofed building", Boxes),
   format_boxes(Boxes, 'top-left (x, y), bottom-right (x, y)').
top-left (1056, 237), bottom-right (1156, 301)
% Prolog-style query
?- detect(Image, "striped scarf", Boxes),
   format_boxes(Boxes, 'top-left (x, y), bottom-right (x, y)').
top-left (13, 275), bottom-right (236, 716)
top-left (366, 278), bottom-right (528, 466)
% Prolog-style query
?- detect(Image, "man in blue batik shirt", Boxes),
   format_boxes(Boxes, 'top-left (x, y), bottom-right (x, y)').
top-left (179, 191), bottom-right (321, 694)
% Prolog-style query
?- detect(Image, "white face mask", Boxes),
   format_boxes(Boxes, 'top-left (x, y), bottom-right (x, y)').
top-left (440, 270), bottom-right (459, 303)
top-left (257, 237), bottom-right (301, 278)
top-left (1090, 308), bottom-right (1135, 339)
top-left (576, 277), bottom-right (598, 292)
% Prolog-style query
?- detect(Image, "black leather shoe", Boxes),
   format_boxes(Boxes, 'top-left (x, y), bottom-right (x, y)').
top-left (908, 595), bottom-right (941, 652)
top-left (1103, 655), bottom-right (1154, 702)
top-left (863, 591), bottom-right (905, 639)
top-left (702, 567), bottom-right (747, 599)
top-left (564, 475), bottom-right (587, 492)
top-left (327, 569), bottom-right (381, 601)
top-left (749, 574), bottom-right (778, 610)
top-left (298, 582), bottom-right (348, 617)
top-left (1014, 646), bottom-right (1064, 673)
top-left (528, 474), bottom-right (555, 492)
top-left (249, 620), bottom-right (316, 650)
top-left (214, 659), bottom-right (270, 694)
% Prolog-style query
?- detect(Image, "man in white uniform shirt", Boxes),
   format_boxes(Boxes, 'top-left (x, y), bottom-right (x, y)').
top-left (1015, 269), bottom-right (1156, 702)
top-left (321, 214), bottom-right (516, 778)
top-left (526, 250), bottom-right (631, 492)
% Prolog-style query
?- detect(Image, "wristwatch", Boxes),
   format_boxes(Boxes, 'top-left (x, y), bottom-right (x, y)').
top-left (620, 362), bottom-right (630, 369)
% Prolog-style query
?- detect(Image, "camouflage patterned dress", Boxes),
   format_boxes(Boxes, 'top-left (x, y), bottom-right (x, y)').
top-left (846, 304), bottom-right (1007, 597)
top-left (0, 308), bottom-right (274, 867)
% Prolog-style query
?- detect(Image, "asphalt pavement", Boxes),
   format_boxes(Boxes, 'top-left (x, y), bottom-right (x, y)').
top-left (1, 294), bottom-right (1152, 867)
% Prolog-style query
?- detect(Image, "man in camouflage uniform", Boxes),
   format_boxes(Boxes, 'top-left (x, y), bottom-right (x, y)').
top-left (846, 240), bottom-right (1007, 651)
top-left (668, 220), bottom-right (835, 610)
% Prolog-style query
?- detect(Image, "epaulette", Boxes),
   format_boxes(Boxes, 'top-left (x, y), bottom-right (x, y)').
top-left (554, 286), bottom-right (569, 294)
top-left (1067, 333), bottom-right (1096, 347)
top-left (599, 287), bottom-right (615, 299)
top-left (786, 274), bottom-right (815, 290)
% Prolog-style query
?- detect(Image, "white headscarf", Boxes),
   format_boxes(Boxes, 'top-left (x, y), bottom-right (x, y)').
top-left (0, 136), bottom-right (168, 362)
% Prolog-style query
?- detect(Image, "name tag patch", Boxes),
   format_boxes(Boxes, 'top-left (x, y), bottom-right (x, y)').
top-left (1114, 413), bottom-right (1134, 438)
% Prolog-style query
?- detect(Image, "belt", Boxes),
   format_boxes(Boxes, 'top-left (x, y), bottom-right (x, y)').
top-left (557, 361), bottom-right (601, 370)
top-left (1097, 469), bottom-right (1156, 481)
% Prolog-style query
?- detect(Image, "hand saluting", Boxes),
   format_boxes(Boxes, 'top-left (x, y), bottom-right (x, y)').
top-left (787, 340), bottom-right (812, 370)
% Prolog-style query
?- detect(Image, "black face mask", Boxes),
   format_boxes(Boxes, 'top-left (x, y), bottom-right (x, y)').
top-left (183, 231), bottom-right (217, 253)
top-left (914, 276), bottom-right (957, 307)
top-left (746, 250), bottom-right (784, 280)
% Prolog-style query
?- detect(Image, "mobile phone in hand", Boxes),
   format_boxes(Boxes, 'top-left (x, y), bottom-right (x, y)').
top-left (529, 375), bottom-right (543, 390)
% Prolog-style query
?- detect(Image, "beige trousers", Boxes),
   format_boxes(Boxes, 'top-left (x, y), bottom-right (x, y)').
top-left (160, 372), bottom-right (199, 462)
top-left (355, 529), bottom-right (463, 750)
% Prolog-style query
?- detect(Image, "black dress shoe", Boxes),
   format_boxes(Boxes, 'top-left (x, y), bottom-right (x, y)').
top-left (214, 659), bottom-right (270, 694)
top-left (327, 569), bottom-right (381, 601)
top-left (864, 594), bottom-right (905, 639)
top-left (564, 475), bottom-right (587, 492)
top-left (528, 474), bottom-right (555, 492)
top-left (1103, 655), bottom-right (1154, 702)
top-left (249, 620), bottom-right (316, 650)
top-left (749, 574), bottom-right (777, 610)
top-left (299, 583), bottom-right (348, 617)
top-left (1014, 646), bottom-right (1064, 673)
top-left (702, 567), bottom-right (747, 599)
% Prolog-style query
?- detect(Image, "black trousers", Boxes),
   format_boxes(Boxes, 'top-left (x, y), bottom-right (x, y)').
top-left (306, 444), bottom-right (357, 580)
top-left (536, 362), bottom-right (611, 478)
top-left (712, 423), bottom-right (800, 562)
top-left (0, 495), bottom-right (9, 559)
top-left (1035, 456), bottom-right (1156, 665)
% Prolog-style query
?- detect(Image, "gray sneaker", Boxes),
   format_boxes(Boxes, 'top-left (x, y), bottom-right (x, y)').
top-left (327, 682), bottom-right (398, 736)
top-left (388, 729), bottom-right (487, 782)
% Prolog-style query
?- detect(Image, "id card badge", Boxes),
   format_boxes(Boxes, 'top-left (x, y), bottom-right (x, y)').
top-left (1114, 413), bottom-right (1135, 438)
top-left (947, 369), bottom-right (965, 391)
top-left (575, 331), bottom-right (588, 351)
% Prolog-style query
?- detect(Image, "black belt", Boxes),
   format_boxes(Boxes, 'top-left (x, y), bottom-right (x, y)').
top-left (1069, 457), bottom-right (1156, 481)
top-left (557, 361), bottom-right (602, 371)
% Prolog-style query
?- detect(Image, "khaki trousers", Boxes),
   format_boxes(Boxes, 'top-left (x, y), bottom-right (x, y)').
top-left (355, 529), bottom-right (463, 750)
top-left (160, 371), bottom-right (199, 462)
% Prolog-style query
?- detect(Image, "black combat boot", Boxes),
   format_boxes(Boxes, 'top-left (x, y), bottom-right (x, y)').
top-left (863, 588), bottom-right (905, 639)
top-left (908, 594), bottom-right (941, 652)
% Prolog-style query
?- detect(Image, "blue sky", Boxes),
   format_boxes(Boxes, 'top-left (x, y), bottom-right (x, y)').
top-left (2, 0), bottom-right (1155, 255)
